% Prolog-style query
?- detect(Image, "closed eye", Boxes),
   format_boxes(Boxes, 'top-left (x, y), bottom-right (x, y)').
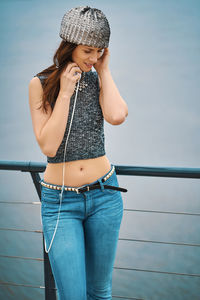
top-left (84, 49), bottom-right (103, 54)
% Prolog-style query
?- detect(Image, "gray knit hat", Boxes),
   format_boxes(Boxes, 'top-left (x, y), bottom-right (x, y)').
top-left (59, 6), bottom-right (110, 48)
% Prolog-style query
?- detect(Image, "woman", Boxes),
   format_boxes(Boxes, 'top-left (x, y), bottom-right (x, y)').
top-left (29, 6), bottom-right (128, 300)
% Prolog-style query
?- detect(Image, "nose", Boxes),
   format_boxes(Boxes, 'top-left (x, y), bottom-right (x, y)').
top-left (89, 53), bottom-right (98, 64)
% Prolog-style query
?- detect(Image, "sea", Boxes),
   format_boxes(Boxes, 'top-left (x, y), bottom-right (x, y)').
top-left (0, 0), bottom-right (200, 299)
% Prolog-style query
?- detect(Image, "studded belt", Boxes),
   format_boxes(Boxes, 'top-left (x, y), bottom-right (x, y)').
top-left (40, 165), bottom-right (127, 194)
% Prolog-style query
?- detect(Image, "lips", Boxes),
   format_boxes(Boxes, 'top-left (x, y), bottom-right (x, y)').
top-left (85, 63), bottom-right (93, 68)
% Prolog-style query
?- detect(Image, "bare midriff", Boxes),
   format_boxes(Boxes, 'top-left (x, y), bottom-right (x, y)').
top-left (43, 155), bottom-right (111, 187)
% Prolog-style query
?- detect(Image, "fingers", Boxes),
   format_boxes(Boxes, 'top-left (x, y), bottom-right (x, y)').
top-left (103, 48), bottom-right (110, 57)
top-left (59, 62), bottom-right (83, 96)
top-left (63, 63), bottom-right (82, 80)
top-left (74, 73), bottom-right (82, 82)
top-left (65, 62), bottom-right (77, 72)
top-left (69, 66), bottom-right (82, 76)
top-left (69, 67), bottom-right (82, 83)
top-left (65, 62), bottom-right (81, 74)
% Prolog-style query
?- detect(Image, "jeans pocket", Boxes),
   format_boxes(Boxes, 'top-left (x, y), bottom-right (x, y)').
top-left (41, 187), bottom-right (60, 204)
top-left (105, 186), bottom-right (120, 194)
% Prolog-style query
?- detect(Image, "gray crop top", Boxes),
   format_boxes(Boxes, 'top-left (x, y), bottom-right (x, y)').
top-left (34, 70), bottom-right (105, 163)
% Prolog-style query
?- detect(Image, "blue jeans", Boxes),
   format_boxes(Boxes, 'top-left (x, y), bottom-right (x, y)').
top-left (40, 164), bottom-right (123, 300)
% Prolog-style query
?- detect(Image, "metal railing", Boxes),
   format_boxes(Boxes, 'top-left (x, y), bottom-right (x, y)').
top-left (0, 160), bottom-right (200, 300)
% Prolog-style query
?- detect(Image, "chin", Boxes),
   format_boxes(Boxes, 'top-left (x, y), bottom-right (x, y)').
top-left (78, 65), bottom-right (87, 72)
top-left (81, 63), bottom-right (93, 72)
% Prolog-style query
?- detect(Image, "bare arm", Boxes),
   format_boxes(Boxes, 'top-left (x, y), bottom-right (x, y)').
top-left (94, 48), bottom-right (128, 125)
top-left (28, 63), bottom-right (82, 157)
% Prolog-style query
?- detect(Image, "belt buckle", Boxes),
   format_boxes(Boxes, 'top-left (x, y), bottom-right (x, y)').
top-left (75, 185), bottom-right (90, 194)
top-left (75, 187), bottom-right (81, 194)
top-left (75, 186), bottom-right (90, 194)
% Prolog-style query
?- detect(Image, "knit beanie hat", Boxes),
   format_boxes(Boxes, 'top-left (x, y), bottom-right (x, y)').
top-left (59, 6), bottom-right (110, 48)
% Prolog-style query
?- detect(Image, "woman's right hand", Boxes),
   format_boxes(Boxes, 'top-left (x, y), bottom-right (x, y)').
top-left (59, 62), bottom-right (82, 98)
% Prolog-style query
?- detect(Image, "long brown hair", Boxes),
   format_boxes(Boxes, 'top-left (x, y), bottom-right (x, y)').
top-left (37, 41), bottom-right (77, 113)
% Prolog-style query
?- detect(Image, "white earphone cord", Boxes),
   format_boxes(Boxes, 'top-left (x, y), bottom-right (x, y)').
top-left (44, 78), bottom-right (80, 253)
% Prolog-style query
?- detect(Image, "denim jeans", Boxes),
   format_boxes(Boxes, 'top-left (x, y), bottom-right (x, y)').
top-left (40, 164), bottom-right (123, 300)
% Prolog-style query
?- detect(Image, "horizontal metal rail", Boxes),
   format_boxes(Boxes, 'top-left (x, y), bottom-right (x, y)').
top-left (0, 281), bottom-right (142, 300)
top-left (1, 160), bottom-right (200, 178)
top-left (0, 253), bottom-right (199, 279)
top-left (0, 201), bottom-right (41, 205)
top-left (0, 255), bottom-right (200, 277)
top-left (0, 227), bottom-right (42, 233)
top-left (1, 201), bottom-right (200, 217)
top-left (0, 254), bottom-right (43, 261)
top-left (115, 165), bottom-right (200, 179)
top-left (118, 238), bottom-right (200, 247)
top-left (114, 267), bottom-right (200, 277)
top-left (124, 208), bottom-right (200, 216)
top-left (1, 227), bottom-right (200, 247)
top-left (0, 254), bottom-right (199, 277)
top-left (113, 296), bottom-right (144, 300)
top-left (0, 281), bottom-right (46, 289)
top-left (0, 161), bottom-right (46, 172)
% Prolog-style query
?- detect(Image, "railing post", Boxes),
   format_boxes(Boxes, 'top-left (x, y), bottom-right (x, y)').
top-left (30, 171), bottom-right (57, 299)
top-left (43, 238), bottom-right (57, 300)
top-left (30, 172), bottom-right (41, 199)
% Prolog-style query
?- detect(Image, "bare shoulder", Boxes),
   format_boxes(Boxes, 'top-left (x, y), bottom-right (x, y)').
top-left (29, 76), bottom-right (43, 95)
top-left (28, 76), bottom-right (45, 107)
top-left (29, 76), bottom-right (41, 85)
top-left (28, 76), bottom-right (51, 115)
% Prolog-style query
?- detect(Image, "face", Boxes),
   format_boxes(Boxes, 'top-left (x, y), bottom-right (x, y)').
top-left (71, 45), bottom-right (104, 72)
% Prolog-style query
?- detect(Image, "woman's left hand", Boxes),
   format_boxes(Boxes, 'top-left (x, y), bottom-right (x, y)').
top-left (93, 48), bottom-right (110, 74)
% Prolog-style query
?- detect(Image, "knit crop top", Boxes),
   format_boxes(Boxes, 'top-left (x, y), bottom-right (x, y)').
top-left (34, 70), bottom-right (105, 163)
